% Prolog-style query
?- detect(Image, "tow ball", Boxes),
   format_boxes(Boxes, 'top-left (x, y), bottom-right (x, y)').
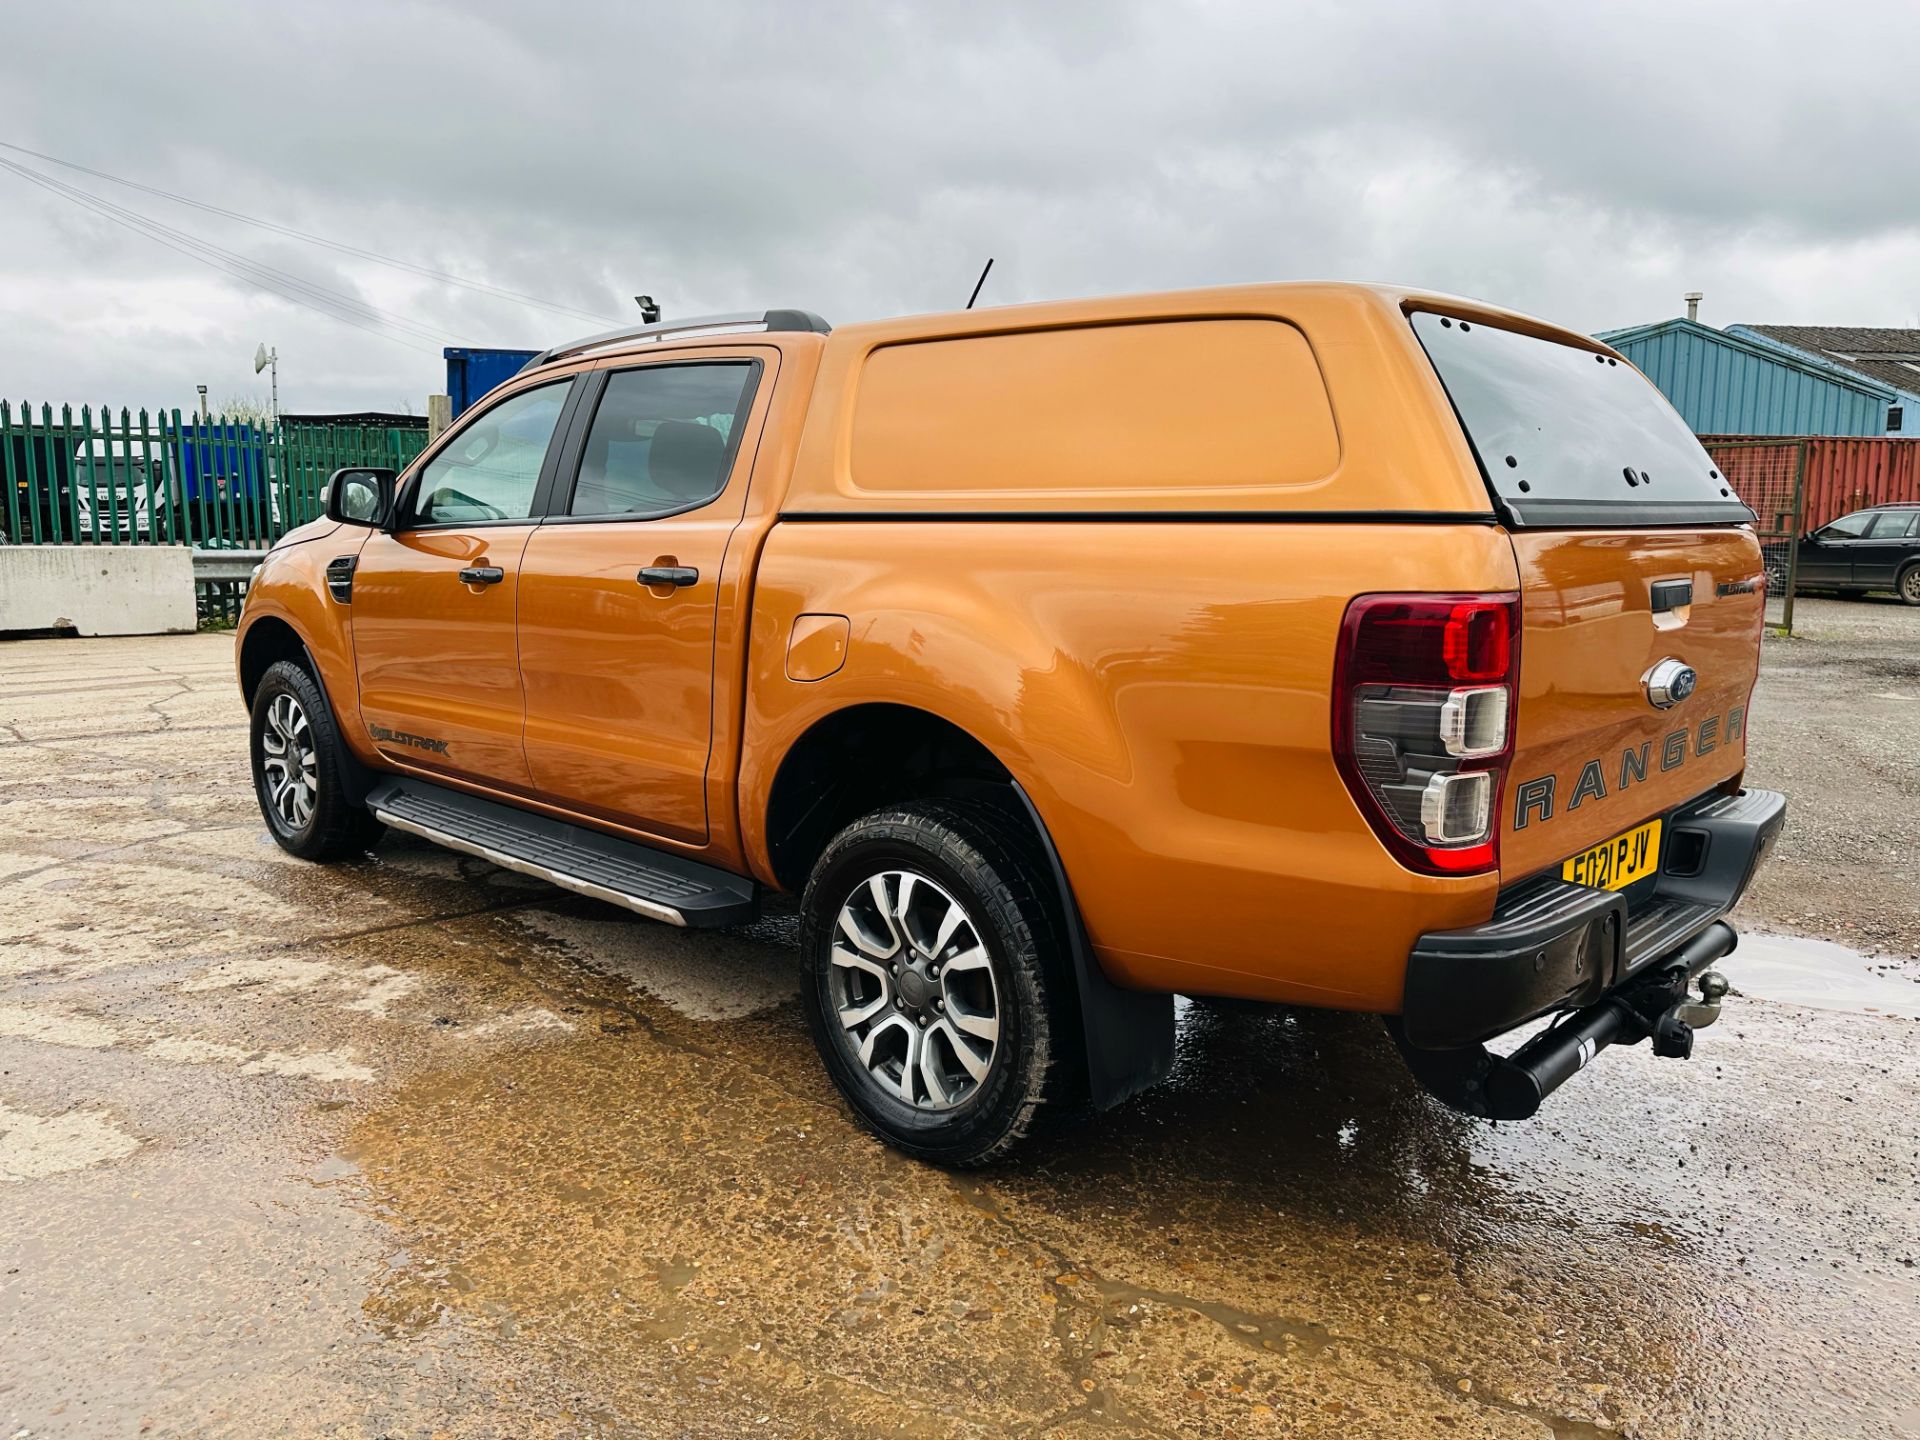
top-left (1650, 968), bottom-right (1731, 1059)
top-left (1677, 970), bottom-right (1730, 1030)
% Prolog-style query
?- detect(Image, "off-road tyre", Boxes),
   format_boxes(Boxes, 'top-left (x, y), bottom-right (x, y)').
top-left (250, 659), bottom-right (386, 861)
top-left (799, 800), bottom-right (1085, 1167)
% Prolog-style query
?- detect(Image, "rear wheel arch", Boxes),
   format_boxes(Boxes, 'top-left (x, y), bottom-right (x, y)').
top-left (762, 703), bottom-right (1029, 894)
top-left (764, 702), bottom-right (1176, 1116)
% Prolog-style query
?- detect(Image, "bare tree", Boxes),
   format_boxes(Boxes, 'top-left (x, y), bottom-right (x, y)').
top-left (220, 391), bottom-right (272, 425)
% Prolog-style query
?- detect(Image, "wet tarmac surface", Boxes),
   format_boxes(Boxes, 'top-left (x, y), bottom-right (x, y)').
top-left (2, 633), bottom-right (1917, 1438)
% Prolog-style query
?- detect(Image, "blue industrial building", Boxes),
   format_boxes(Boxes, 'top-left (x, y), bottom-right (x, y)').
top-left (1595, 317), bottom-right (1895, 436)
top-left (1724, 325), bottom-right (1920, 435)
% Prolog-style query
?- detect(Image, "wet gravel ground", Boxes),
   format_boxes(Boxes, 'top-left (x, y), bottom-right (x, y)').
top-left (1737, 596), bottom-right (1920, 957)
top-left (1, 624), bottom-right (1917, 1439)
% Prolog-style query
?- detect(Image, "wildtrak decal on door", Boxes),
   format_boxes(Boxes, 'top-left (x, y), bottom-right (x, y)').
top-left (368, 724), bottom-right (450, 756)
top-left (1511, 705), bottom-right (1746, 829)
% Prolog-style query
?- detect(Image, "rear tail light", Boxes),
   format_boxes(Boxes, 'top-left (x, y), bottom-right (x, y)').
top-left (1332, 594), bottom-right (1519, 875)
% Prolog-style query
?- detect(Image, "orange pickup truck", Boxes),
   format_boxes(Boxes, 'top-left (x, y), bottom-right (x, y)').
top-left (236, 284), bottom-right (1785, 1163)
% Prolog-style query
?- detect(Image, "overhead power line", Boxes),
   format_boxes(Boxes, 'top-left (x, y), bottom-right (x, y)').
top-left (0, 154), bottom-right (446, 352)
top-left (0, 140), bottom-right (619, 326)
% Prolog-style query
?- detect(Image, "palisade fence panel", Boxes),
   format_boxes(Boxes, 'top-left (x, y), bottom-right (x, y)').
top-left (1, 401), bottom-right (428, 622)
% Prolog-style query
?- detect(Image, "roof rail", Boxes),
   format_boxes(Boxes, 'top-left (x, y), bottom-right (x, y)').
top-left (520, 309), bottom-right (831, 371)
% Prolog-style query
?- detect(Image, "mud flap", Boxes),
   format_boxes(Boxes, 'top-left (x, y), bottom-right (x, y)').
top-left (1013, 783), bottom-right (1175, 1110)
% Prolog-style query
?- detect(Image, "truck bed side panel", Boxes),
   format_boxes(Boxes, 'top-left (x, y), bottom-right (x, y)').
top-left (742, 519), bottom-right (1520, 1011)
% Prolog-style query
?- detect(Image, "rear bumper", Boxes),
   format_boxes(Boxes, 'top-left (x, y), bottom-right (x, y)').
top-left (1400, 786), bottom-right (1787, 1051)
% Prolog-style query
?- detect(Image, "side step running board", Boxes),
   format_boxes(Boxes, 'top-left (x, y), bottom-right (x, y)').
top-left (366, 778), bottom-right (757, 928)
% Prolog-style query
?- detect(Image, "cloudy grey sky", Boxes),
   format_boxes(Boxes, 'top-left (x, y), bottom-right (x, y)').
top-left (4, 0), bottom-right (1919, 415)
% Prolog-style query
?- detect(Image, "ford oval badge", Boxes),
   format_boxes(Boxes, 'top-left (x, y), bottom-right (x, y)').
top-left (1643, 658), bottom-right (1697, 710)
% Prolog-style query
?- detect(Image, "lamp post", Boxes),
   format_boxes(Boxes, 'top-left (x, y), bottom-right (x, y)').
top-left (253, 343), bottom-right (279, 430)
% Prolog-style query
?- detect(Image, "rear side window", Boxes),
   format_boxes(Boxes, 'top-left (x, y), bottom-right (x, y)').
top-left (1412, 312), bottom-right (1755, 528)
top-left (849, 319), bottom-right (1339, 497)
top-left (569, 362), bottom-right (759, 518)
top-left (1867, 510), bottom-right (1919, 538)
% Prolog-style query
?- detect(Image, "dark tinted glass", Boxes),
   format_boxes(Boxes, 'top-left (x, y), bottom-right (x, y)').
top-left (570, 363), bottom-right (757, 518)
top-left (1412, 312), bottom-right (1754, 527)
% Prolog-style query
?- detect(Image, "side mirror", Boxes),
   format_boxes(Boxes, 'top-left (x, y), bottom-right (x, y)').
top-left (324, 467), bottom-right (396, 527)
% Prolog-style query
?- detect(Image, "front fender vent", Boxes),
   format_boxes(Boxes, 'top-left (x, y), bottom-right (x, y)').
top-left (325, 555), bottom-right (357, 604)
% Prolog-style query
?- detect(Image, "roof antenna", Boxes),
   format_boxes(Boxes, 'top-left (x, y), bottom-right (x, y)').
top-left (965, 258), bottom-right (994, 310)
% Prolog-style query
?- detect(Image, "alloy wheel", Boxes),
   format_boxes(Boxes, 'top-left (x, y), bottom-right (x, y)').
top-left (1903, 568), bottom-right (1920, 604)
top-left (260, 693), bottom-right (318, 830)
top-left (828, 870), bottom-right (1000, 1110)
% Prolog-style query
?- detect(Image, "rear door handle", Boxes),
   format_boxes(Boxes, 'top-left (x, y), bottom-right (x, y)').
top-left (458, 565), bottom-right (505, 586)
top-left (637, 566), bottom-right (698, 588)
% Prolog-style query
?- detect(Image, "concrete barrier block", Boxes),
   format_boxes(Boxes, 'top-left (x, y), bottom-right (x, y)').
top-left (0, 545), bottom-right (197, 636)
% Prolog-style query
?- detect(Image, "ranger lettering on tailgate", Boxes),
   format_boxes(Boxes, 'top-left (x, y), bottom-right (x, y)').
top-left (1511, 705), bottom-right (1747, 828)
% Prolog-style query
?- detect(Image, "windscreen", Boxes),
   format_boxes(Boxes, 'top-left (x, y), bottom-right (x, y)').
top-left (1412, 311), bottom-right (1755, 528)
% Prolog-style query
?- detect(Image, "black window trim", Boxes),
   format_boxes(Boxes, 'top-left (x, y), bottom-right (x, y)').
top-left (539, 356), bottom-right (765, 527)
top-left (391, 375), bottom-right (587, 533)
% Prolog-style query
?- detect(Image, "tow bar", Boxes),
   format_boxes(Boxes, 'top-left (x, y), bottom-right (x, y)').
top-left (1394, 921), bottom-right (1739, 1121)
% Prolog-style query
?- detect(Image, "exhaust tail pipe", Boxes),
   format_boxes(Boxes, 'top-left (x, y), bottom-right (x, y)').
top-left (1482, 921), bottom-right (1739, 1120)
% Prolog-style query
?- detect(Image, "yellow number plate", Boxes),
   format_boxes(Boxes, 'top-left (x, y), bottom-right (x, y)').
top-left (1562, 819), bottom-right (1663, 891)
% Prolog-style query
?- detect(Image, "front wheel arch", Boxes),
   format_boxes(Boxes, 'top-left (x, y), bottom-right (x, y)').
top-left (238, 614), bottom-right (309, 708)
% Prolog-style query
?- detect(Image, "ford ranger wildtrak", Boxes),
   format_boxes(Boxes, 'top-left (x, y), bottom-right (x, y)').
top-left (235, 284), bottom-right (1786, 1164)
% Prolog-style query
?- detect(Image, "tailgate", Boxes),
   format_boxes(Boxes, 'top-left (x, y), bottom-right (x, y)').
top-left (1404, 306), bottom-right (1767, 886)
top-left (1501, 526), bottom-right (1764, 881)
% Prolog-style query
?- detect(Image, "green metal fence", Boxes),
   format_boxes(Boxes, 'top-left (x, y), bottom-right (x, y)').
top-left (2, 400), bottom-right (428, 623)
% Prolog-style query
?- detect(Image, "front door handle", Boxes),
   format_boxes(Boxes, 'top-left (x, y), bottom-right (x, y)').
top-left (637, 566), bottom-right (698, 588)
top-left (458, 565), bottom-right (505, 586)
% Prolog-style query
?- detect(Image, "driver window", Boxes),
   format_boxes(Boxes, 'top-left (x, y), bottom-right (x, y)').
top-left (415, 381), bottom-right (570, 525)
top-left (1823, 512), bottom-right (1873, 540)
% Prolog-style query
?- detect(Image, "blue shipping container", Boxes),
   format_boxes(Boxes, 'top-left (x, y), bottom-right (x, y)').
top-left (445, 347), bottom-right (540, 419)
top-left (165, 420), bottom-right (267, 503)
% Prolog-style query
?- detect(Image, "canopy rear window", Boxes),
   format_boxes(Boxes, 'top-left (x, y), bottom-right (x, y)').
top-left (1412, 311), bottom-right (1755, 528)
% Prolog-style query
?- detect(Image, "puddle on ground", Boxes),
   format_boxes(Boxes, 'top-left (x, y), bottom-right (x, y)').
top-left (1731, 931), bottom-right (1920, 1019)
